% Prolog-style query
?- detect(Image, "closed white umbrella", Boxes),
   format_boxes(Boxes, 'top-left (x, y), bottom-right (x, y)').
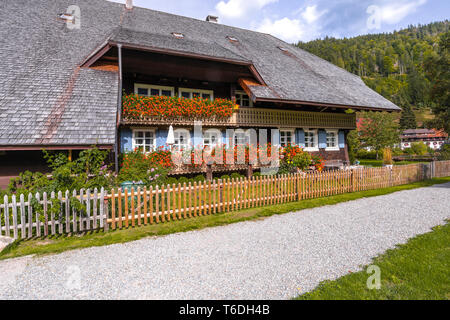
top-left (166, 125), bottom-right (175, 145)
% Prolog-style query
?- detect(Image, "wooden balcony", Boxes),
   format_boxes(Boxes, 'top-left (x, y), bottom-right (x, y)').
top-left (122, 107), bottom-right (356, 129)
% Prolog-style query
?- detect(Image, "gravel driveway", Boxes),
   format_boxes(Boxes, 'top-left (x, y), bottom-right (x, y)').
top-left (0, 183), bottom-right (449, 300)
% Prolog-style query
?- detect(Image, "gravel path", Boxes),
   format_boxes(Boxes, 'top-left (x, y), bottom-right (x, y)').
top-left (0, 183), bottom-right (449, 300)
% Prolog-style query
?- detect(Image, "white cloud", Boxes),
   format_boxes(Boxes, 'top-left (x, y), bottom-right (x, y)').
top-left (256, 5), bottom-right (328, 43)
top-left (380, 0), bottom-right (427, 24)
top-left (301, 5), bottom-right (327, 24)
top-left (257, 17), bottom-right (305, 43)
top-left (215, 0), bottom-right (278, 19)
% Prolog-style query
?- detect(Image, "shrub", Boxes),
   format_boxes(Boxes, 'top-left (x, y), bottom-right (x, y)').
top-left (165, 177), bottom-right (178, 185)
top-left (356, 149), bottom-right (377, 159)
top-left (231, 172), bottom-right (244, 179)
top-left (382, 148), bottom-right (393, 165)
top-left (410, 142), bottom-right (428, 155)
top-left (252, 172), bottom-right (261, 177)
top-left (438, 144), bottom-right (450, 160)
top-left (220, 175), bottom-right (230, 181)
top-left (177, 177), bottom-right (190, 184)
top-left (118, 149), bottom-right (168, 186)
top-left (392, 147), bottom-right (404, 156)
top-left (194, 174), bottom-right (206, 182)
top-left (292, 152), bottom-right (312, 171)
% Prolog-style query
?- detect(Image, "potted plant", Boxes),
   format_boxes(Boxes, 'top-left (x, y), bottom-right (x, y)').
top-left (382, 148), bottom-right (393, 169)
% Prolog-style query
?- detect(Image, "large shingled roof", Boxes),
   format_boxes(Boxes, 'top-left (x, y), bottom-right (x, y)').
top-left (0, 0), bottom-right (401, 147)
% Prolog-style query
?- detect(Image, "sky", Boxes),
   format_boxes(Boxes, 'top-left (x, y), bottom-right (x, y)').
top-left (108, 0), bottom-right (449, 43)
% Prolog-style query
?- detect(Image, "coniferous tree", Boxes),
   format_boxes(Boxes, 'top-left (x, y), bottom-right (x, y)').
top-left (399, 105), bottom-right (417, 129)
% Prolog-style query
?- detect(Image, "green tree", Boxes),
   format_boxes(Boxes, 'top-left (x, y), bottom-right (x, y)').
top-left (425, 31), bottom-right (450, 132)
top-left (358, 112), bottom-right (400, 159)
top-left (399, 104), bottom-right (417, 129)
top-left (383, 56), bottom-right (395, 75)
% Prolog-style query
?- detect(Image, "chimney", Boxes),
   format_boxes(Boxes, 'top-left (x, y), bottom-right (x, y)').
top-left (206, 15), bottom-right (218, 23)
top-left (125, 0), bottom-right (133, 10)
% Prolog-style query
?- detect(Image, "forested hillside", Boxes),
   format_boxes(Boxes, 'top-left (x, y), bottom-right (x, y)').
top-left (297, 21), bottom-right (449, 129)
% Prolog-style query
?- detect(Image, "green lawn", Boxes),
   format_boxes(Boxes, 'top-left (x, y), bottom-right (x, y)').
top-left (0, 177), bottom-right (449, 261)
top-left (359, 159), bottom-right (428, 167)
top-left (296, 221), bottom-right (450, 300)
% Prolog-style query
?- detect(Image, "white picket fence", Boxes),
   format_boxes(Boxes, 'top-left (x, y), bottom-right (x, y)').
top-left (1, 161), bottom-right (449, 240)
top-left (0, 188), bottom-right (108, 240)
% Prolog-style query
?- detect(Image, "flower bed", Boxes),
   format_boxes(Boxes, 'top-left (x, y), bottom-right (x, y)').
top-left (122, 94), bottom-right (236, 119)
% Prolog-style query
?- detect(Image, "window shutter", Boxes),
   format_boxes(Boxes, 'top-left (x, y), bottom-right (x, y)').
top-left (318, 129), bottom-right (327, 149)
top-left (120, 128), bottom-right (133, 153)
top-left (338, 130), bottom-right (346, 149)
top-left (296, 129), bottom-right (305, 148)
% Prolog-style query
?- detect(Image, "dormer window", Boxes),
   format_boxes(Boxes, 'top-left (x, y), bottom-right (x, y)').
top-left (171, 32), bottom-right (185, 39)
top-left (236, 90), bottom-right (253, 107)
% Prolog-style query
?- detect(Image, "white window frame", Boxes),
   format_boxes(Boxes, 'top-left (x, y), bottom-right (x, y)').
top-left (134, 84), bottom-right (175, 97)
top-left (325, 129), bottom-right (339, 151)
top-left (304, 129), bottom-right (318, 151)
top-left (279, 128), bottom-right (295, 147)
top-left (173, 129), bottom-right (191, 151)
top-left (203, 129), bottom-right (222, 150)
top-left (179, 88), bottom-right (214, 100)
top-left (132, 128), bottom-right (156, 153)
top-left (235, 90), bottom-right (253, 107)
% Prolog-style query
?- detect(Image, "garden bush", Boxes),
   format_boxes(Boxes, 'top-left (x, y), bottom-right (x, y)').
top-left (410, 142), bottom-right (428, 155)
top-left (230, 173), bottom-right (244, 179)
top-left (177, 177), bottom-right (190, 184)
top-left (194, 174), bottom-right (206, 182)
top-left (356, 149), bottom-right (377, 159)
top-left (220, 175), bottom-right (230, 181)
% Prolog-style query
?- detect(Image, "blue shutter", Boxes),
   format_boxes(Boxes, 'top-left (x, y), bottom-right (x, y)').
top-left (338, 130), bottom-right (346, 149)
top-left (120, 128), bottom-right (133, 153)
top-left (318, 130), bottom-right (327, 149)
top-left (296, 129), bottom-right (305, 148)
top-left (156, 129), bottom-right (168, 149)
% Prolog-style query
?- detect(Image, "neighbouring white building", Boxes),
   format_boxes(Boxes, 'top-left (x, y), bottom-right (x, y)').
top-left (400, 129), bottom-right (448, 150)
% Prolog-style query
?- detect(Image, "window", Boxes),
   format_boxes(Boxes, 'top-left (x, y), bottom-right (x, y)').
top-left (134, 84), bottom-right (174, 97)
top-left (179, 88), bottom-right (214, 100)
top-left (236, 90), bottom-right (253, 107)
top-left (280, 129), bottom-right (295, 147)
top-left (226, 36), bottom-right (239, 42)
top-left (132, 129), bottom-right (156, 153)
top-left (173, 129), bottom-right (191, 151)
top-left (203, 130), bottom-right (222, 149)
top-left (304, 129), bottom-right (318, 151)
top-left (326, 130), bottom-right (339, 150)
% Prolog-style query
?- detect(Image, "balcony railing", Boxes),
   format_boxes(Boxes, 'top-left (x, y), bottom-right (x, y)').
top-left (122, 107), bottom-right (356, 129)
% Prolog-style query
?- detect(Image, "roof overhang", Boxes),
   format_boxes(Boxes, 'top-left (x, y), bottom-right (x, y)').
top-left (0, 145), bottom-right (114, 151)
top-left (254, 97), bottom-right (401, 112)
